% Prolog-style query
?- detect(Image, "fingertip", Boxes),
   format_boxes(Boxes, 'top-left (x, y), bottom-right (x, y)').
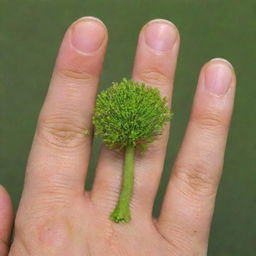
top-left (69, 16), bottom-right (108, 54)
top-left (207, 58), bottom-right (236, 79)
top-left (132, 18), bottom-right (180, 91)
top-left (200, 58), bottom-right (236, 97)
top-left (146, 18), bottom-right (179, 35)
top-left (210, 58), bottom-right (236, 84)
top-left (143, 19), bottom-right (179, 51)
top-left (54, 16), bottom-right (108, 74)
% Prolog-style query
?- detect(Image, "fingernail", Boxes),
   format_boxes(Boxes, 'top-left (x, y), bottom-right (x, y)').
top-left (71, 17), bottom-right (106, 53)
top-left (205, 60), bottom-right (233, 96)
top-left (145, 19), bottom-right (177, 51)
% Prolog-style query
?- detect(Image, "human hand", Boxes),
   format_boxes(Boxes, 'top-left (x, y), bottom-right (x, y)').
top-left (2, 17), bottom-right (236, 255)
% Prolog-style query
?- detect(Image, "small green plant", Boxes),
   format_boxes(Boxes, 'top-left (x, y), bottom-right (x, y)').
top-left (93, 78), bottom-right (172, 223)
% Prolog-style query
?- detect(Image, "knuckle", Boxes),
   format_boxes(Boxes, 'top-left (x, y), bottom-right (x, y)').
top-left (193, 111), bottom-right (226, 131)
top-left (59, 67), bottom-right (96, 84)
top-left (35, 175), bottom-right (77, 202)
top-left (173, 162), bottom-right (216, 197)
top-left (36, 217), bottom-right (72, 248)
top-left (15, 215), bottom-right (73, 251)
top-left (37, 114), bottom-right (87, 149)
top-left (138, 69), bottom-right (171, 87)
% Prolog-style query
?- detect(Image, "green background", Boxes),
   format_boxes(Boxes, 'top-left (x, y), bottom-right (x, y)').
top-left (1, 0), bottom-right (255, 254)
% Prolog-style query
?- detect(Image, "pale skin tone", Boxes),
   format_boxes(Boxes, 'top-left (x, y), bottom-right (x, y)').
top-left (0, 17), bottom-right (236, 255)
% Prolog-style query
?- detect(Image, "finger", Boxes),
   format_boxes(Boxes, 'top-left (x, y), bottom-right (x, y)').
top-left (91, 19), bottom-right (179, 218)
top-left (0, 185), bottom-right (13, 256)
top-left (157, 59), bottom-right (236, 255)
top-left (22, 17), bottom-right (108, 202)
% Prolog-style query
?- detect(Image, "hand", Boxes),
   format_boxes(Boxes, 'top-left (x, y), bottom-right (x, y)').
top-left (1, 17), bottom-right (236, 255)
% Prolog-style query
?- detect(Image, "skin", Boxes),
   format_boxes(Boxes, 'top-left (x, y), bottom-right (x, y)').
top-left (0, 17), bottom-right (236, 256)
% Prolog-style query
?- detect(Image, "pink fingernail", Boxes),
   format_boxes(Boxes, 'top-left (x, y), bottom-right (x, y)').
top-left (71, 18), bottom-right (106, 53)
top-left (205, 61), bottom-right (233, 96)
top-left (145, 20), bottom-right (177, 51)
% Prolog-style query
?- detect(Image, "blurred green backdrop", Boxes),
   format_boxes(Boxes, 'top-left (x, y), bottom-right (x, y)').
top-left (1, 0), bottom-right (255, 254)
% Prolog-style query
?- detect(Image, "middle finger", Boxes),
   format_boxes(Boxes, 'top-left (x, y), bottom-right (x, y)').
top-left (91, 19), bottom-right (180, 219)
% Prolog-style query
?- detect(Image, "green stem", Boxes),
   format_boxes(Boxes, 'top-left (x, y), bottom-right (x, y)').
top-left (110, 145), bottom-right (135, 223)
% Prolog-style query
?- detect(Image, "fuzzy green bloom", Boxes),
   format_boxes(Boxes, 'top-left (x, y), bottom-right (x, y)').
top-left (93, 78), bottom-right (172, 152)
top-left (93, 78), bottom-right (172, 223)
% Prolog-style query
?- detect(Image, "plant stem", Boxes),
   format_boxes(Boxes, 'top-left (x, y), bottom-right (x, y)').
top-left (110, 145), bottom-right (135, 223)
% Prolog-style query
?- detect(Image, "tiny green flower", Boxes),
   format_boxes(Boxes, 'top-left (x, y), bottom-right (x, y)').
top-left (93, 78), bottom-right (172, 223)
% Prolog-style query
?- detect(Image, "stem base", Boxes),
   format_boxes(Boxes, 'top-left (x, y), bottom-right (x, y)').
top-left (110, 205), bottom-right (131, 223)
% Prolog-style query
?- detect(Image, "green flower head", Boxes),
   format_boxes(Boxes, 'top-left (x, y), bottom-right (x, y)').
top-left (93, 78), bottom-right (172, 152)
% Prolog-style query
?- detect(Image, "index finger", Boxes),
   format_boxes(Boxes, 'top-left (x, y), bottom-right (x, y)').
top-left (20, 17), bottom-right (108, 204)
